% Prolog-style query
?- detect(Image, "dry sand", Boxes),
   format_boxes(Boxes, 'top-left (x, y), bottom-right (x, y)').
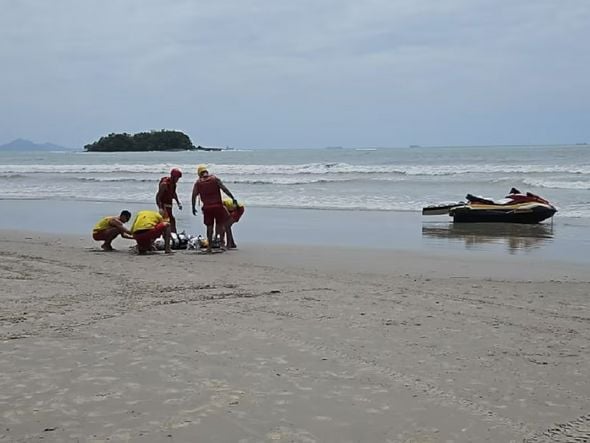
top-left (0, 230), bottom-right (588, 442)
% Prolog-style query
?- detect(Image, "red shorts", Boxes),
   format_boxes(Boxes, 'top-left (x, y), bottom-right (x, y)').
top-left (92, 230), bottom-right (110, 241)
top-left (202, 204), bottom-right (229, 226)
top-left (133, 222), bottom-right (167, 252)
top-left (229, 206), bottom-right (245, 223)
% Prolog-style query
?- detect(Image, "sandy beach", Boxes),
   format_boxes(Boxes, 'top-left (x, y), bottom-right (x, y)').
top-left (1, 230), bottom-right (589, 442)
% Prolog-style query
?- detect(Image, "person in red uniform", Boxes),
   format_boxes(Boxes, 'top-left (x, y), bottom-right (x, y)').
top-left (191, 164), bottom-right (238, 252)
top-left (222, 198), bottom-right (245, 249)
top-left (156, 168), bottom-right (183, 233)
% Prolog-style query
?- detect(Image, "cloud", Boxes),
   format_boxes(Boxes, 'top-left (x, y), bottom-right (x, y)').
top-left (1, 0), bottom-right (589, 147)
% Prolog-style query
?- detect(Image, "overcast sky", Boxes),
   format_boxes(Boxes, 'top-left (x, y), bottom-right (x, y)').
top-left (1, 0), bottom-right (589, 149)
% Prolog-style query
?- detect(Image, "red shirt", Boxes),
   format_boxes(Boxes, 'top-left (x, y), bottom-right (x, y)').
top-left (159, 177), bottom-right (176, 204)
top-left (197, 175), bottom-right (223, 208)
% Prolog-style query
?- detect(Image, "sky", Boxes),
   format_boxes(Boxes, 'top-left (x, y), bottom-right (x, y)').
top-left (1, 0), bottom-right (589, 149)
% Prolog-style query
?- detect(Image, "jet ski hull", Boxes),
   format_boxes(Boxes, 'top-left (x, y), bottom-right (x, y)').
top-left (450, 204), bottom-right (556, 224)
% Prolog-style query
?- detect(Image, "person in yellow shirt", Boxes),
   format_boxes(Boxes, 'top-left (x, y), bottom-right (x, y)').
top-left (130, 209), bottom-right (172, 254)
top-left (92, 210), bottom-right (133, 251)
top-left (222, 198), bottom-right (244, 249)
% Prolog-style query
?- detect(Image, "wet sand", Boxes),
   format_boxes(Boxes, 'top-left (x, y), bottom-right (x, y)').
top-left (0, 230), bottom-right (589, 442)
top-left (1, 199), bottom-right (590, 264)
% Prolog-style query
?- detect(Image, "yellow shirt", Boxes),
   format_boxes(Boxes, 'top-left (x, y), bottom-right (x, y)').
top-left (131, 210), bottom-right (164, 233)
top-left (93, 216), bottom-right (114, 233)
top-left (222, 198), bottom-right (244, 211)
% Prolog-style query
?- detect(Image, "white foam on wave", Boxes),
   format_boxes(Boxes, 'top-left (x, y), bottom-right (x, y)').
top-left (0, 164), bottom-right (174, 174)
top-left (67, 175), bottom-right (356, 185)
top-left (522, 178), bottom-right (590, 190)
top-left (217, 163), bottom-right (590, 176)
top-left (226, 177), bottom-right (354, 185)
top-left (0, 174), bottom-right (26, 179)
top-left (3, 162), bottom-right (590, 176)
top-left (3, 187), bottom-right (589, 217)
top-left (73, 176), bottom-right (155, 183)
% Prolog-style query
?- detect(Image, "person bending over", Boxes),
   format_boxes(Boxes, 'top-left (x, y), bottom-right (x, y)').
top-left (156, 168), bottom-right (183, 233)
top-left (223, 198), bottom-right (244, 249)
top-left (191, 164), bottom-right (238, 253)
top-left (130, 209), bottom-right (172, 254)
top-left (92, 210), bottom-right (133, 251)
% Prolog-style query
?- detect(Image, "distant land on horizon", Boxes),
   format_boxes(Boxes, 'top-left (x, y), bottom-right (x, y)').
top-left (0, 138), bottom-right (72, 151)
top-left (1, 137), bottom-right (587, 152)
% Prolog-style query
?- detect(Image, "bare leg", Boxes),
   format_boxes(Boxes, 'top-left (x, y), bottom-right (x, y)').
top-left (226, 222), bottom-right (236, 248)
top-left (101, 228), bottom-right (120, 251)
top-left (169, 215), bottom-right (177, 234)
top-left (163, 224), bottom-right (173, 253)
top-left (215, 223), bottom-right (226, 248)
top-left (206, 224), bottom-right (214, 253)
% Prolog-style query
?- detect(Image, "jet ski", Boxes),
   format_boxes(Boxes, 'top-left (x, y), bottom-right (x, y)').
top-left (423, 188), bottom-right (557, 224)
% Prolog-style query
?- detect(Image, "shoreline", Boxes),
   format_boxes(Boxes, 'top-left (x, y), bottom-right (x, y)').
top-left (1, 230), bottom-right (589, 441)
top-left (1, 195), bottom-right (589, 216)
top-left (1, 228), bottom-right (589, 281)
top-left (1, 198), bottom-right (589, 266)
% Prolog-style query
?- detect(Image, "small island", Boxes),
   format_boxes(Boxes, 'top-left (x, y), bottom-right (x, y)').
top-left (84, 130), bottom-right (221, 152)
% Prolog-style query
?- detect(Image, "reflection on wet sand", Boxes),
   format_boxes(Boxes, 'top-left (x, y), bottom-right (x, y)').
top-left (422, 222), bottom-right (554, 254)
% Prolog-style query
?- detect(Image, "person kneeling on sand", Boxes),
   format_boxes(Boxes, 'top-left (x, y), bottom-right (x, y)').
top-left (223, 198), bottom-right (244, 249)
top-left (92, 210), bottom-right (134, 251)
top-left (130, 209), bottom-right (172, 254)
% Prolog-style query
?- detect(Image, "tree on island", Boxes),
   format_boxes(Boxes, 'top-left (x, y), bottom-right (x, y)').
top-left (84, 130), bottom-right (195, 152)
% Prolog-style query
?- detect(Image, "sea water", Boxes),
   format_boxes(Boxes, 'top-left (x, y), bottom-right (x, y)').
top-left (1, 145), bottom-right (589, 261)
top-left (1, 144), bottom-right (589, 217)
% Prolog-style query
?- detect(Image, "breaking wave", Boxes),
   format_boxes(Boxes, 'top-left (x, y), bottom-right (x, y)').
top-left (0, 174), bottom-right (26, 180)
top-left (2, 162), bottom-right (590, 176)
top-left (73, 177), bottom-right (155, 183)
top-left (522, 178), bottom-right (590, 190)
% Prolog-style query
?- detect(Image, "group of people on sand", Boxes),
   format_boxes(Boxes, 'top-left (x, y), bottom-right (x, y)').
top-left (92, 164), bottom-right (244, 254)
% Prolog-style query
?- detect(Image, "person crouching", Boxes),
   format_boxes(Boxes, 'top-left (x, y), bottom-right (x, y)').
top-left (92, 210), bottom-right (134, 251)
top-left (130, 209), bottom-right (172, 254)
top-left (223, 198), bottom-right (244, 249)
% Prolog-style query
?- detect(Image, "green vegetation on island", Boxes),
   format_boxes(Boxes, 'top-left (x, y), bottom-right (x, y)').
top-left (84, 130), bottom-right (197, 152)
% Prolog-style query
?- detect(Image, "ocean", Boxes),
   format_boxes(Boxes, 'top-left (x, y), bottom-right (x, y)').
top-left (1, 144), bottom-right (590, 262)
top-left (1, 144), bottom-right (589, 217)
